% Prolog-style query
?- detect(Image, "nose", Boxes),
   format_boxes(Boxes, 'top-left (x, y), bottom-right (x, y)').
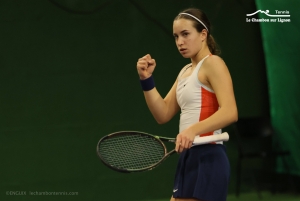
top-left (176, 37), bottom-right (184, 47)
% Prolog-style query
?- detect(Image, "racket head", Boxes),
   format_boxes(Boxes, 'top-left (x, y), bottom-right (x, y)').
top-left (96, 131), bottom-right (168, 173)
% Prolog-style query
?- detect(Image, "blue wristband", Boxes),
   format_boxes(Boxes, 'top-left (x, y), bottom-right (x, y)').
top-left (140, 76), bottom-right (155, 91)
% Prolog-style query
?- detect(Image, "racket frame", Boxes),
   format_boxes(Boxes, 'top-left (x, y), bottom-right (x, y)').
top-left (96, 131), bottom-right (176, 173)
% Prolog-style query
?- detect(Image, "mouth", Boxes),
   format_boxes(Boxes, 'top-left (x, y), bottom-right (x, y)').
top-left (179, 48), bottom-right (187, 53)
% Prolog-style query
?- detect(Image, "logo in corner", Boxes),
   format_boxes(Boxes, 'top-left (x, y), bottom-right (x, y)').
top-left (246, 10), bottom-right (291, 23)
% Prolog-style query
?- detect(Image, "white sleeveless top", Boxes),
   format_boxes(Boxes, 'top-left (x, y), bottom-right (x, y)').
top-left (176, 55), bottom-right (222, 144)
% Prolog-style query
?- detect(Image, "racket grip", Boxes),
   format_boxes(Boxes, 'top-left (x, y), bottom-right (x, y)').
top-left (192, 132), bottom-right (229, 145)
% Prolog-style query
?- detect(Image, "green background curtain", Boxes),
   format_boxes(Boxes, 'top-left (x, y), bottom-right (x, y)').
top-left (255, 0), bottom-right (300, 176)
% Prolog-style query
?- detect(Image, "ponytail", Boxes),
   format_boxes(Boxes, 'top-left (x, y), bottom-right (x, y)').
top-left (207, 35), bottom-right (221, 55)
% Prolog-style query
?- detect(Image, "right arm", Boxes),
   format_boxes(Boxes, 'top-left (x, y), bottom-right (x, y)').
top-left (143, 80), bottom-right (180, 124)
top-left (137, 54), bottom-right (180, 124)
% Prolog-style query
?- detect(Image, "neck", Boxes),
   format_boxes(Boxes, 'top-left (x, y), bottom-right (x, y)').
top-left (190, 45), bottom-right (211, 68)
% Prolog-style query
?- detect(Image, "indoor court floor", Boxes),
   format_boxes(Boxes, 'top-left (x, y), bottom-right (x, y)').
top-left (144, 191), bottom-right (300, 201)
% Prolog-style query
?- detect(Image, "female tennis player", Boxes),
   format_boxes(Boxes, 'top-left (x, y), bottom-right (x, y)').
top-left (136, 8), bottom-right (238, 201)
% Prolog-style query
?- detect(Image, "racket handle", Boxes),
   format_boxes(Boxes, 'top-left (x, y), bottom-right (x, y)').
top-left (193, 132), bottom-right (229, 145)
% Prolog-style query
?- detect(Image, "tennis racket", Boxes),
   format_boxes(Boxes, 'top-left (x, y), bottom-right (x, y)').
top-left (96, 131), bottom-right (229, 173)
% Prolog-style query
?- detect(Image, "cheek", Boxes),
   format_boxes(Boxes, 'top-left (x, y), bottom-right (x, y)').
top-left (187, 38), bottom-right (196, 49)
top-left (190, 37), bottom-right (202, 49)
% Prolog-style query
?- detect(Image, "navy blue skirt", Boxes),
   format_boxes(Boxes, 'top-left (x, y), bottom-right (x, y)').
top-left (172, 144), bottom-right (230, 201)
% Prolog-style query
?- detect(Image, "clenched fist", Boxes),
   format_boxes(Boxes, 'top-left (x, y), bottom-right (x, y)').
top-left (136, 54), bottom-right (156, 80)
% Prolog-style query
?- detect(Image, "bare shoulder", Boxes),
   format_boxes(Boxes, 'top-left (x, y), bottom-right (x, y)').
top-left (178, 63), bottom-right (192, 77)
top-left (204, 55), bottom-right (226, 69)
top-left (181, 63), bottom-right (192, 71)
top-left (202, 55), bottom-right (229, 76)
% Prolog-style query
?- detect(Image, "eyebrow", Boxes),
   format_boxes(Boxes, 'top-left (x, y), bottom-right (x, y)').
top-left (173, 29), bottom-right (189, 36)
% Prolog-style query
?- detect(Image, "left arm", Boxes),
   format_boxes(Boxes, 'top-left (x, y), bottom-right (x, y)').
top-left (176, 56), bottom-right (238, 152)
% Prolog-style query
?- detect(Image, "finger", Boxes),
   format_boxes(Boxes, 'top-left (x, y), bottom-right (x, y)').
top-left (175, 141), bottom-right (180, 153)
top-left (142, 55), bottom-right (148, 60)
top-left (175, 136), bottom-right (181, 152)
top-left (179, 145), bottom-right (183, 153)
top-left (141, 56), bottom-right (148, 62)
top-left (189, 141), bottom-right (193, 149)
top-left (137, 60), bottom-right (147, 67)
top-left (138, 67), bottom-right (146, 71)
top-left (184, 139), bottom-right (190, 149)
top-left (179, 139), bottom-right (185, 153)
top-left (180, 137), bottom-right (185, 149)
top-left (137, 65), bottom-right (146, 71)
top-left (148, 59), bottom-right (155, 65)
top-left (138, 59), bottom-right (147, 64)
top-left (137, 62), bottom-right (148, 70)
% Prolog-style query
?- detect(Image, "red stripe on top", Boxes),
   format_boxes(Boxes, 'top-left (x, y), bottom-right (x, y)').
top-left (199, 86), bottom-right (219, 137)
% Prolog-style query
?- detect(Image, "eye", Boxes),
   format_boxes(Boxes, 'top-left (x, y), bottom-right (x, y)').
top-left (183, 32), bottom-right (189, 37)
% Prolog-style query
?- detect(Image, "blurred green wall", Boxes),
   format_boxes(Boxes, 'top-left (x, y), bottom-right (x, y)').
top-left (0, 0), bottom-right (268, 200)
top-left (256, 0), bottom-right (300, 176)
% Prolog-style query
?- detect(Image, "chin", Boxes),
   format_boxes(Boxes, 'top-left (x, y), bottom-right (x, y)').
top-left (181, 54), bottom-right (191, 58)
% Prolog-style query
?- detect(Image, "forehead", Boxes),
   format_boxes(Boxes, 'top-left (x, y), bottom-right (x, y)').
top-left (173, 18), bottom-right (195, 33)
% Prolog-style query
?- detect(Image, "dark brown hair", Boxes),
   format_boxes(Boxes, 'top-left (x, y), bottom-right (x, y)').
top-left (174, 8), bottom-right (221, 55)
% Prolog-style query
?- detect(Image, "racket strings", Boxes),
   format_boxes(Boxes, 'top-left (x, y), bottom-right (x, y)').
top-left (99, 134), bottom-right (165, 170)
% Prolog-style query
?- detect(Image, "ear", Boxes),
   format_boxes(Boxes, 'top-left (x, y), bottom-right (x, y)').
top-left (201, 29), bottom-right (208, 41)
